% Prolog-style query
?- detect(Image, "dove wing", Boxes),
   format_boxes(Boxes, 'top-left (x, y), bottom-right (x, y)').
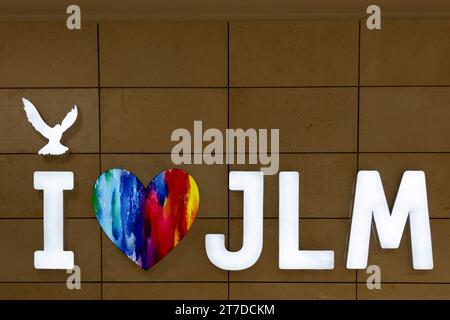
top-left (60, 105), bottom-right (78, 132)
top-left (22, 98), bottom-right (52, 139)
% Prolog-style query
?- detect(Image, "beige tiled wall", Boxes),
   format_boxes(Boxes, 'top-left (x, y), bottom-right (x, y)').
top-left (0, 19), bottom-right (449, 300)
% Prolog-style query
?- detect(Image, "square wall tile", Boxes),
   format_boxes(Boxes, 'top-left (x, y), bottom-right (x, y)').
top-left (99, 22), bottom-right (227, 87)
top-left (360, 87), bottom-right (450, 152)
top-left (356, 220), bottom-right (450, 283)
top-left (230, 283), bottom-right (355, 300)
top-left (101, 89), bottom-right (227, 153)
top-left (0, 22), bottom-right (98, 87)
top-left (102, 219), bottom-right (227, 282)
top-left (361, 20), bottom-right (450, 86)
top-left (0, 283), bottom-right (101, 300)
top-left (229, 219), bottom-right (354, 282)
top-left (0, 219), bottom-right (101, 282)
top-left (358, 283), bottom-right (450, 300)
top-left (230, 21), bottom-right (359, 86)
top-left (230, 88), bottom-right (358, 152)
top-left (0, 89), bottom-right (99, 153)
top-left (359, 153), bottom-right (450, 218)
top-left (101, 154), bottom-right (227, 218)
top-left (103, 283), bottom-right (227, 300)
top-left (229, 154), bottom-right (357, 218)
top-left (0, 154), bottom-right (99, 218)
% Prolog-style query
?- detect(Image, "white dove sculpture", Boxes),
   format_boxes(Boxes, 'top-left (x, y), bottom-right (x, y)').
top-left (22, 97), bottom-right (78, 156)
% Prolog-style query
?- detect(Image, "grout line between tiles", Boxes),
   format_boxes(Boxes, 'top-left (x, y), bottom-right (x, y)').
top-left (3, 217), bottom-right (450, 220)
top-left (7, 151), bottom-right (450, 155)
top-left (97, 22), bottom-right (103, 301)
top-left (227, 21), bottom-right (231, 301)
top-left (3, 281), bottom-right (450, 285)
top-left (3, 85), bottom-right (450, 89)
top-left (355, 19), bottom-right (362, 301)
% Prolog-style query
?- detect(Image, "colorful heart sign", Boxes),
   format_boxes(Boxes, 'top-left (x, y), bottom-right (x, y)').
top-left (92, 168), bottom-right (199, 270)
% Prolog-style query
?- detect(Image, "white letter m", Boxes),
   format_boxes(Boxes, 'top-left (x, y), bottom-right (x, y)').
top-left (347, 171), bottom-right (433, 270)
